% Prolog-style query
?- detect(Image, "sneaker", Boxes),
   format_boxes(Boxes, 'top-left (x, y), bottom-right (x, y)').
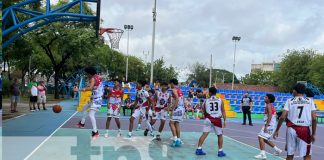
top-left (128, 132), bottom-right (132, 138)
top-left (136, 126), bottom-right (141, 131)
top-left (254, 154), bottom-right (266, 159)
top-left (175, 139), bottom-right (182, 147)
top-left (170, 140), bottom-right (177, 147)
top-left (104, 133), bottom-right (109, 138)
top-left (218, 151), bottom-right (226, 157)
top-left (31, 109), bottom-right (35, 112)
top-left (274, 149), bottom-right (282, 156)
top-left (249, 124), bottom-right (254, 126)
top-left (43, 108), bottom-right (47, 110)
top-left (144, 129), bottom-right (149, 136)
top-left (155, 135), bottom-right (161, 141)
top-left (91, 131), bottom-right (100, 140)
top-left (117, 132), bottom-right (122, 137)
top-left (195, 149), bottom-right (206, 155)
top-left (241, 123), bottom-right (246, 125)
top-left (150, 131), bottom-right (154, 137)
top-left (76, 121), bottom-right (85, 128)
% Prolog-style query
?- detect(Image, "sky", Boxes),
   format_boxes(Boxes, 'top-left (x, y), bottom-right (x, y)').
top-left (89, 0), bottom-right (324, 81)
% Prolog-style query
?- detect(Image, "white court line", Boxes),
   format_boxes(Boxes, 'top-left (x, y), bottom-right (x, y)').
top-left (225, 135), bottom-right (285, 160)
top-left (23, 111), bottom-right (78, 160)
top-left (3, 114), bottom-right (27, 122)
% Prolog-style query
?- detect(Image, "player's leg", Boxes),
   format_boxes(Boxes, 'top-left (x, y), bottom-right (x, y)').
top-left (115, 118), bottom-right (122, 136)
top-left (196, 132), bottom-right (209, 155)
top-left (136, 116), bottom-right (142, 131)
top-left (286, 127), bottom-right (296, 160)
top-left (105, 116), bottom-right (112, 137)
top-left (76, 103), bottom-right (91, 128)
top-left (264, 140), bottom-right (282, 155)
top-left (128, 108), bottom-right (140, 137)
top-left (89, 108), bottom-right (99, 140)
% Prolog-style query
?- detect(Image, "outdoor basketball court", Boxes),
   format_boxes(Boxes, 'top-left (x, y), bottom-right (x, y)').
top-left (3, 100), bottom-right (323, 160)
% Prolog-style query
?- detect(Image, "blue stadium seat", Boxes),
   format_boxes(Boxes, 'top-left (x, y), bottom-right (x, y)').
top-left (236, 100), bottom-right (241, 105)
top-left (252, 107), bottom-right (260, 114)
top-left (234, 106), bottom-right (241, 113)
top-left (260, 101), bottom-right (265, 106)
top-left (225, 90), bottom-right (230, 94)
top-left (183, 91), bottom-right (189, 98)
top-left (237, 90), bottom-right (243, 94)
top-left (231, 90), bottom-right (237, 94)
top-left (231, 95), bottom-right (237, 100)
top-left (108, 81), bottom-right (114, 87)
top-left (130, 83), bottom-right (136, 89)
top-left (130, 88), bottom-right (136, 94)
top-left (192, 97), bottom-right (199, 104)
top-left (102, 99), bottom-right (107, 105)
top-left (237, 95), bottom-right (242, 100)
top-left (230, 100), bottom-right (236, 106)
top-left (260, 96), bottom-right (265, 101)
top-left (254, 101), bottom-right (260, 106)
top-left (259, 107), bottom-right (265, 113)
top-left (123, 88), bottom-right (129, 94)
top-left (225, 94), bottom-right (231, 100)
top-left (130, 94), bottom-right (136, 101)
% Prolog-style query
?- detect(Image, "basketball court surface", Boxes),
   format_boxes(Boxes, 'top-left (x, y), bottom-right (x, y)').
top-left (2, 100), bottom-right (324, 160)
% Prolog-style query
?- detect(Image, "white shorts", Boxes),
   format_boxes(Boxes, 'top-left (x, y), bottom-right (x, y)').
top-left (171, 106), bottom-right (185, 122)
top-left (83, 98), bottom-right (102, 111)
top-left (107, 103), bottom-right (121, 118)
top-left (37, 95), bottom-right (46, 103)
top-left (148, 109), bottom-right (153, 117)
top-left (203, 118), bottom-right (223, 135)
top-left (132, 107), bottom-right (147, 120)
top-left (286, 127), bottom-right (312, 157)
top-left (153, 109), bottom-right (167, 120)
top-left (258, 124), bottom-right (276, 140)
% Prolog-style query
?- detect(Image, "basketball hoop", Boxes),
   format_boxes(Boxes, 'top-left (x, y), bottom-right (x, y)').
top-left (99, 28), bottom-right (124, 49)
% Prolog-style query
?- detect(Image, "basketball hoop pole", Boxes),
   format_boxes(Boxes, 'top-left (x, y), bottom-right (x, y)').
top-left (150, 0), bottom-right (157, 84)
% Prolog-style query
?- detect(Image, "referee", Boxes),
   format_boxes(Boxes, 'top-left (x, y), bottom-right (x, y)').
top-left (241, 93), bottom-right (253, 126)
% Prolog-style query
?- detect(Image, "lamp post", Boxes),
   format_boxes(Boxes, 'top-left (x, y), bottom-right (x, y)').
top-left (150, 0), bottom-right (157, 84)
top-left (231, 36), bottom-right (241, 90)
top-left (124, 24), bottom-right (133, 82)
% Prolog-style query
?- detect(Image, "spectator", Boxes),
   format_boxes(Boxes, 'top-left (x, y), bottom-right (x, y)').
top-left (28, 78), bottom-right (38, 111)
top-left (122, 97), bottom-right (134, 116)
top-left (37, 81), bottom-right (47, 110)
top-left (241, 92), bottom-right (253, 126)
top-left (73, 81), bottom-right (79, 100)
top-left (103, 85), bottom-right (110, 100)
top-left (10, 78), bottom-right (21, 113)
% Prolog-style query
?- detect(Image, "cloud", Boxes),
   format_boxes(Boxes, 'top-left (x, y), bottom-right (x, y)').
top-left (95, 0), bottom-right (324, 81)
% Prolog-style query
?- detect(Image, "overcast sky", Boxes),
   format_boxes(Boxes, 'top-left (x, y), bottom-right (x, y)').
top-left (94, 0), bottom-right (324, 81)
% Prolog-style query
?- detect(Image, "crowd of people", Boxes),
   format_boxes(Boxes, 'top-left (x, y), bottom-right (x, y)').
top-left (74, 66), bottom-right (317, 160)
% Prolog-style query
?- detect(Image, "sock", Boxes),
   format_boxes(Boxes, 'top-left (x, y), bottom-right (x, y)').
top-left (138, 124), bottom-right (141, 128)
top-left (89, 110), bottom-right (97, 132)
top-left (219, 148), bottom-right (223, 151)
top-left (174, 136), bottom-right (177, 141)
top-left (260, 150), bottom-right (265, 155)
top-left (118, 129), bottom-right (121, 132)
top-left (273, 146), bottom-right (280, 151)
top-left (106, 130), bottom-right (109, 134)
top-left (146, 120), bottom-right (152, 132)
top-left (198, 146), bottom-right (202, 149)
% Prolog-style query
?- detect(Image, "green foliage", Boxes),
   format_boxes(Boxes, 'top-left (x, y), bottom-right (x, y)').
top-left (276, 49), bottom-right (316, 92)
top-left (241, 70), bottom-right (276, 86)
top-left (188, 62), bottom-right (239, 87)
top-left (308, 54), bottom-right (324, 92)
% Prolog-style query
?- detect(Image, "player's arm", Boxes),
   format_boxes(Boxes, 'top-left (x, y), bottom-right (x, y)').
top-left (201, 102), bottom-right (206, 119)
top-left (80, 78), bottom-right (95, 92)
top-left (221, 100), bottom-right (226, 127)
top-left (264, 104), bottom-right (272, 132)
top-left (311, 109), bottom-right (317, 144)
top-left (273, 110), bottom-right (287, 139)
top-left (172, 89), bottom-right (179, 111)
top-left (249, 97), bottom-right (253, 111)
top-left (133, 92), bottom-right (139, 109)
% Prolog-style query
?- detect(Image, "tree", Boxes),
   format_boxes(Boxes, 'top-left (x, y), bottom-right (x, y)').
top-left (308, 54), bottom-right (324, 92)
top-left (241, 70), bottom-right (276, 86)
top-left (276, 49), bottom-right (316, 92)
top-left (188, 62), bottom-right (239, 87)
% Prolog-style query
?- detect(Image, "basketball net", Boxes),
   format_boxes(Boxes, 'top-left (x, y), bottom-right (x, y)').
top-left (99, 28), bottom-right (124, 49)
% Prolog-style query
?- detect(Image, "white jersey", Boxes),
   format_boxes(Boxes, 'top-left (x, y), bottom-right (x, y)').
top-left (156, 91), bottom-right (170, 108)
top-left (91, 75), bottom-right (103, 99)
top-left (205, 96), bottom-right (222, 118)
top-left (137, 89), bottom-right (149, 107)
top-left (263, 103), bottom-right (277, 126)
top-left (284, 96), bottom-right (316, 126)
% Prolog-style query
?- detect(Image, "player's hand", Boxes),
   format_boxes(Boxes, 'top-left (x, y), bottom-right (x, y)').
top-left (152, 111), bottom-right (156, 117)
top-left (273, 131), bottom-right (279, 140)
top-left (312, 135), bottom-right (316, 144)
top-left (223, 121), bottom-right (226, 128)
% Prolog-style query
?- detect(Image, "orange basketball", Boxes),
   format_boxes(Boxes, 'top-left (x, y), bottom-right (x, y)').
top-left (53, 105), bottom-right (62, 113)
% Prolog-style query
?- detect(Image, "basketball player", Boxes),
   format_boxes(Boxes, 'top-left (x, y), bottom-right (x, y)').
top-left (150, 82), bottom-right (170, 141)
top-left (75, 67), bottom-right (103, 140)
top-left (144, 89), bottom-right (156, 136)
top-left (273, 83), bottom-right (317, 160)
top-left (254, 94), bottom-right (282, 159)
top-left (169, 78), bottom-right (185, 147)
top-left (105, 79), bottom-right (123, 138)
top-left (128, 80), bottom-right (152, 137)
top-left (195, 87), bottom-right (226, 157)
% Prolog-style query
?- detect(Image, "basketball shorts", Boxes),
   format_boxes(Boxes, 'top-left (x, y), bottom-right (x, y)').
top-left (153, 109), bottom-right (167, 120)
top-left (286, 127), bottom-right (312, 157)
top-left (107, 103), bottom-right (121, 118)
top-left (258, 124), bottom-right (276, 140)
top-left (203, 118), bottom-right (223, 135)
top-left (132, 107), bottom-right (147, 120)
top-left (171, 106), bottom-right (185, 122)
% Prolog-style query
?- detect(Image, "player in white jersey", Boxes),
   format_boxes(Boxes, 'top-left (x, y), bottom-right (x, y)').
top-left (273, 83), bottom-right (317, 160)
top-left (151, 82), bottom-right (170, 141)
top-left (105, 79), bottom-right (123, 138)
top-left (196, 87), bottom-right (226, 157)
top-left (255, 94), bottom-right (282, 159)
top-left (75, 67), bottom-right (103, 140)
top-left (169, 78), bottom-right (185, 147)
top-left (128, 80), bottom-right (152, 137)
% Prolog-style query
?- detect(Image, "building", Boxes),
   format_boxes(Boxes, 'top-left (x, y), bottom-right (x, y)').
top-left (251, 61), bottom-right (280, 72)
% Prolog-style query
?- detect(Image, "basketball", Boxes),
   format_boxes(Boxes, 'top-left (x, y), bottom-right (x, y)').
top-left (52, 105), bottom-right (62, 113)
